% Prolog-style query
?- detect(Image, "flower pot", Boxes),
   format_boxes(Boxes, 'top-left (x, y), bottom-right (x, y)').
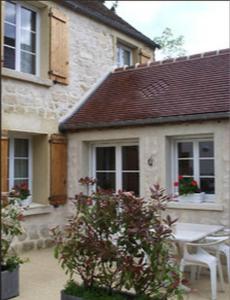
top-left (1, 266), bottom-right (19, 300)
top-left (178, 192), bottom-right (205, 203)
top-left (20, 195), bottom-right (32, 207)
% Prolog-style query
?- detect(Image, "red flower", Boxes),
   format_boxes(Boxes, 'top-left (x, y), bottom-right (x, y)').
top-left (174, 181), bottom-right (179, 187)
top-left (178, 176), bottom-right (183, 180)
top-left (191, 180), bottom-right (197, 186)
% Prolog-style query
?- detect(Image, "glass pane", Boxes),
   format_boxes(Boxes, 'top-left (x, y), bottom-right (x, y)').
top-left (21, 7), bottom-right (36, 31)
top-left (14, 159), bottom-right (28, 178)
top-left (122, 172), bottom-right (139, 196)
top-left (96, 172), bottom-right (115, 191)
top-left (14, 179), bottom-right (29, 188)
top-left (200, 178), bottom-right (215, 194)
top-left (20, 51), bottom-right (36, 74)
top-left (123, 49), bottom-right (131, 66)
top-left (200, 159), bottom-right (214, 176)
top-left (122, 146), bottom-right (139, 170)
top-left (4, 23), bottom-right (16, 47)
top-left (14, 139), bottom-right (29, 157)
top-left (21, 30), bottom-right (36, 52)
top-left (5, 1), bottom-right (16, 24)
top-left (96, 147), bottom-right (115, 170)
top-left (199, 141), bottom-right (214, 157)
top-left (3, 46), bottom-right (15, 69)
top-left (179, 159), bottom-right (193, 176)
top-left (178, 142), bottom-right (193, 158)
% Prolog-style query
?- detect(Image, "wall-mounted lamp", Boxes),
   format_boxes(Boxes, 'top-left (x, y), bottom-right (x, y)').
top-left (147, 155), bottom-right (154, 166)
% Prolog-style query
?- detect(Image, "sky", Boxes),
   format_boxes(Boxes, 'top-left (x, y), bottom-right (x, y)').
top-left (105, 1), bottom-right (230, 59)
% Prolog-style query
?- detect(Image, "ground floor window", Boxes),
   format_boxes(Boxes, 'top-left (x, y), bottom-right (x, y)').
top-left (92, 144), bottom-right (139, 195)
top-left (8, 136), bottom-right (32, 193)
top-left (172, 137), bottom-right (215, 199)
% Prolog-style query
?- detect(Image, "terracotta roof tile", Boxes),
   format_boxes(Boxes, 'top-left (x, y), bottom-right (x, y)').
top-left (60, 49), bottom-right (230, 132)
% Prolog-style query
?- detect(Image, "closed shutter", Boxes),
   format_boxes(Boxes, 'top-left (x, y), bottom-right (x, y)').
top-left (1, 131), bottom-right (9, 194)
top-left (49, 134), bottom-right (67, 206)
top-left (49, 8), bottom-right (69, 85)
top-left (139, 50), bottom-right (151, 64)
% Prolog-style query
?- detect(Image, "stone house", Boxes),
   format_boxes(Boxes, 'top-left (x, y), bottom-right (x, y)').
top-left (1, 0), bottom-right (159, 250)
top-left (60, 49), bottom-right (230, 227)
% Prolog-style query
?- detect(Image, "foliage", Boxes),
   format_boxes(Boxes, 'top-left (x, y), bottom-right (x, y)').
top-left (1, 197), bottom-right (26, 270)
top-left (174, 176), bottom-right (200, 195)
top-left (51, 183), bottom-right (182, 299)
top-left (9, 182), bottom-right (30, 200)
top-left (154, 27), bottom-right (186, 59)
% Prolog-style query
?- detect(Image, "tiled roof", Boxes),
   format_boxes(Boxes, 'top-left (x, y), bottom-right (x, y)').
top-left (60, 49), bottom-right (230, 132)
top-left (61, 0), bottom-right (159, 49)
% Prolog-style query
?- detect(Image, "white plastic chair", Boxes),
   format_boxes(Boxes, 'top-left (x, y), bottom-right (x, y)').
top-left (203, 235), bottom-right (230, 283)
top-left (180, 238), bottom-right (227, 300)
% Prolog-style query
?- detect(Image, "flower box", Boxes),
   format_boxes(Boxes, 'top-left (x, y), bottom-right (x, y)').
top-left (178, 192), bottom-right (205, 203)
top-left (20, 195), bottom-right (32, 207)
top-left (1, 266), bottom-right (19, 300)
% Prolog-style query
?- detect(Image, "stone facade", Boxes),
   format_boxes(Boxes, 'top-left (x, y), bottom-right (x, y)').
top-left (2, 0), bottom-right (154, 250)
top-left (67, 119), bottom-right (230, 227)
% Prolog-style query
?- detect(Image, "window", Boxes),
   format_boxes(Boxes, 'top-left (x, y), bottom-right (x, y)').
top-left (3, 1), bottom-right (39, 75)
top-left (117, 43), bottom-right (132, 67)
top-left (8, 137), bottom-right (32, 194)
top-left (173, 138), bottom-right (215, 198)
top-left (93, 144), bottom-right (139, 195)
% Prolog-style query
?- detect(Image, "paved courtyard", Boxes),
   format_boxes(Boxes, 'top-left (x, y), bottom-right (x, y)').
top-left (15, 248), bottom-right (229, 300)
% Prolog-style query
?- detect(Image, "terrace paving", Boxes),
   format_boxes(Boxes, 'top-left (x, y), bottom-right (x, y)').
top-left (15, 248), bottom-right (229, 300)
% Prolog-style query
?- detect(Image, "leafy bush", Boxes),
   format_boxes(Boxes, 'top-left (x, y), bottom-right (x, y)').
top-left (1, 197), bottom-right (26, 270)
top-left (51, 183), bottom-right (182, 299)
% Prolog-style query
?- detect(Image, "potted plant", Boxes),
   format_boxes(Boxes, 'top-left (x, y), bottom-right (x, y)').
top-left (174, 176), bottom-right (205, 203)
top-left (51, 181), bottom-right (183, 300)
top-left (1, 197), bottom-right (26, 300)
top-left (9, 182), bottom-right (32, 207)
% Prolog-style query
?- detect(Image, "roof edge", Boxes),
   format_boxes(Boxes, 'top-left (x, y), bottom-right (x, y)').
top-left (60, 111), bottom-right (230, 133)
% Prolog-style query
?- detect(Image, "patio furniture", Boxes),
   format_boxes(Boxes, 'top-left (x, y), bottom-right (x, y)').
top-left (180, 237), bottom-right (227, 300)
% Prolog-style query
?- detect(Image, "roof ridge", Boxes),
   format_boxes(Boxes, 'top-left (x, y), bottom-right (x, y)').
top-left (113, 48), bottom-right (230, 73)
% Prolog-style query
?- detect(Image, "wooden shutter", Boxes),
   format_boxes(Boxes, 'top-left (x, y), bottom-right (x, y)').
top-left (49, 134), bottom-right (67, 206)
top-left (139, 50), bottom-right (151, 64)
top-left (1, 1), bottom-right (5, 67)
top-left (1, 131), bottom-right (9, 194)
top-left (49, 8), bottom-right (69, 85)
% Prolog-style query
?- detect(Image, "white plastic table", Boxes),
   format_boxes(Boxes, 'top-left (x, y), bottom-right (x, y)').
top-left (173, 222), bottom-right (224, 242)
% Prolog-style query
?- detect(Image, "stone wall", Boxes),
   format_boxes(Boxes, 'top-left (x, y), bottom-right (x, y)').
top-left (67, 119), bottom-right (230, 227)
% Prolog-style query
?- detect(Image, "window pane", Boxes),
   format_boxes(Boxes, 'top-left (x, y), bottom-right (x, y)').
top-left (5, 1), bottom-right (16, 24)
top-left (200, 178), bottom-right (215, 194)
top-left (200, 159), bottom-right (214, 176)
top-left (20, 51), bottom-right (36, 74)
top-left (122, 172), bottom-right (139, 196)
top-left (4, 46), bottom-right (15, 69)
top-left (96, 147), bottom-right (115, 170)
top-left (14, 159), bottom-right (28, 178)
top-left (14, 139), bottom-right (29, 157)
top-left (96, 172), bottom-right (115, 191)
top-left (178, 142), bottom-right (193, 158)
top-left (21, 30), bottom-right (36, 52)
top-left (123, 49), bottom-right (131, 66)
top-left (21, 7), bottom-right (36, 31)
top-left (199, 141), bottom-right (214, 157)
top-left (122, 146), bottom-right (139, 170)
top-left (179, 160), bottom-right (193, 176)
top-left (4, 23), bottom-right (16, 47)
top-left (14, 179), bottom-right (29, 188)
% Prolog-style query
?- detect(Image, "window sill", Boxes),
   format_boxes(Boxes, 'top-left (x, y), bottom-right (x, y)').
top-left (166, 202), bottom-right (224, 211)
top-left (23, 203), bottom-right (52, 216)
top-left (2, 68), bottom-right (53, 87)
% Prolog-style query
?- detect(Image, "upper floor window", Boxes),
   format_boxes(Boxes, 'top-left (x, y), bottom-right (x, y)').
top-left (173, 138), bottom-right (215, 199)
top-left (92, 144), bottom-right (139, 195)
top-left (117, 43), bottom-right (132, 67)
top-left (3, 1), bottom-right (39, 75)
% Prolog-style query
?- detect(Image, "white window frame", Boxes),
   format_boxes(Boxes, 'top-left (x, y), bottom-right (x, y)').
top-left (8, 136), bottom-right (33, 195)
top-left (90, 142), bottom-right (139, 193)
top-left (171, 137), bottom-right (215, 202)
top-left (117, 43), bottom-right (133, 67)
top-left (4, 1), bottom-right (40, 76)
